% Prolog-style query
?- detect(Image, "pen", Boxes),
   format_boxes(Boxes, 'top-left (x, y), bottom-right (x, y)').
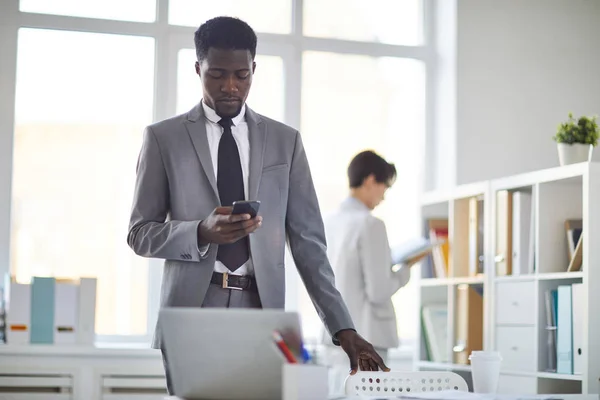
top-left (273, 331), bottom-right (298, 364)
top-left (299, 342), bottom-right (311, 364)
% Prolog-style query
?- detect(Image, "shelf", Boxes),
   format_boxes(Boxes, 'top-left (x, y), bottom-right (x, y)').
top-left (420, 278), bottom-right (452, 287)
top-left (421, 181), bottom-right (488, 206)
top-left (416, 361), bottom-right (472, 372)
top-left (495, 274), bottom-right (536, 283)
top-left (494, 272), bottom-right (583, 282)
top-left (416, 367), bottom-right (582, 382)
top-left (420, 276), bottom-right (485, 287)
top-left (452, 276), bottom-right (485, 285)
top-left (416, 163), bottom-right (600, 392)
top-left (537, 372), bottom-right (583, 381)
top-left (0, 344), bottom-right (160, 358)
top-left (537, 271), bottom-right (584, 281)
top-left (491, 162), bottom-right (589, 191)
top-left (421, 190), bottom-right (452, 206)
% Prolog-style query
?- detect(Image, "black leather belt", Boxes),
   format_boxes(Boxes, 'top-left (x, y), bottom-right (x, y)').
top-left (211, 272), bottom-right (257, 292)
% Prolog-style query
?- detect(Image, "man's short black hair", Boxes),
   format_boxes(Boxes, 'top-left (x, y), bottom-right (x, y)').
top-left (194, 16), bottom-right (257, 62)
top-left (347, 150), bottom-right (397, 188)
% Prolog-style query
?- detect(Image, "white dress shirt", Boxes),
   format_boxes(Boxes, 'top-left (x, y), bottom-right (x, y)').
top-left (201, 100), bottom-right (254, 276)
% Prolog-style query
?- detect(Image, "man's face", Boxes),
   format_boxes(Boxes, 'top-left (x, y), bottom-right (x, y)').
top-left (195, 48), bottom-right (255, 118)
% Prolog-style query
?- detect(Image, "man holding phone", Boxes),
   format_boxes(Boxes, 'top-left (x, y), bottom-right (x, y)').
top-left (127, 16), bottom-right (387, 395)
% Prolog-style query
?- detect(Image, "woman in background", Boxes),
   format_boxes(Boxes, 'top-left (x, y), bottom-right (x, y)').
top-left (322, 150), bottom-right (413, 393)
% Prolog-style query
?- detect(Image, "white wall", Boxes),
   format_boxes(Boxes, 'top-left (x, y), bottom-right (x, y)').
top-left (430, 0), bottom-right (600, 188)
top-left (0, 2), bottom-right (18, 281)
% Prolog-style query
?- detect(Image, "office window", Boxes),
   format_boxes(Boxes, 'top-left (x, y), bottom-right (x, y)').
top-left (298, 52), bottom-right (425, 342)
top-left (3, 0), bottom-right (430, 346)
top-left (11, 28), bottom-right (155, 336)
top-left (169, 0), bottom-right (291, 33)
top-left (303, 0), bottom-right (422, 46)
top-left (176, 49), bottom-right (285, 122)
top-left (19, 0), bottom-right (156, 22)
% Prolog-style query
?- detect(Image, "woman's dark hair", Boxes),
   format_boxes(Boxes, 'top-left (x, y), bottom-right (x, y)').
top-left (347, 150), bottom-right (397, 188)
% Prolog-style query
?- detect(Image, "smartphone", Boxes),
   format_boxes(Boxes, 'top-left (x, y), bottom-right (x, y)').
top-left (231, 200), bottom-right (261, 218)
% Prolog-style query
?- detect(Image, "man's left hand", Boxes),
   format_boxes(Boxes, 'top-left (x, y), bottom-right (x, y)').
top-left (336, 329), bottom-right (390, 375)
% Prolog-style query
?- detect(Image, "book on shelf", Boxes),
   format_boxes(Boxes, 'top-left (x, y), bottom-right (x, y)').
top-left (512, 191), bottom-right (533, 275)
top-left (427, 219), bottom-right (449, 279)
top-left (421, 304), bottom-right (448, 363)
top-left (543, 289), bottom-right (557, 372)
top-left (495, 189), bottom-right (536, 276)
top-left (468, 197), bottom-right (484, 276)
top-left (453, 284), bottom-right (483, 365)
top-left (572, 282), bottom-right (584, 375)
top-left (495, 190), bottom-right (513, 276)
top-left (565, 219), bottom-right (582, 260)
top-left (567, 233), bottom-right (583, 272)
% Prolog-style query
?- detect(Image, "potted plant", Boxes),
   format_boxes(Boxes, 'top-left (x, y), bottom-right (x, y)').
top-left (553, 113), bottom-right (599, 166)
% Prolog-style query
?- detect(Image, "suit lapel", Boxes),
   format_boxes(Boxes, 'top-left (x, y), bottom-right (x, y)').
top-left (246, 107), bottom-right (267, 201)
top-left (184, 103), bottom-right (220, 203)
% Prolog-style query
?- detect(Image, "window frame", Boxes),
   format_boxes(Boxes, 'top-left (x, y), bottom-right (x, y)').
top-left (0, 0), bottom-right (435, 349)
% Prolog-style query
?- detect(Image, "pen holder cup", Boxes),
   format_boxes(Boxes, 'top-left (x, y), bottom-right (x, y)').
top-left (282, 364), bottom-right (328, 400)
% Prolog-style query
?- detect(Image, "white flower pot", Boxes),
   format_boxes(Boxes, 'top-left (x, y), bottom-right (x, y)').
top-left (557, 143), bottom-right (593, 166)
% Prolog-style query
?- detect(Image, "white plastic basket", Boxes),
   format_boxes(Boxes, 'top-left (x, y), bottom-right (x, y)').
top-left (344, 371), bottom-right (469, 396)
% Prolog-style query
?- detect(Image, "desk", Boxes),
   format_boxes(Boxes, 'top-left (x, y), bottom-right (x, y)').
top-left (164, 396), bottom-right (599, 400)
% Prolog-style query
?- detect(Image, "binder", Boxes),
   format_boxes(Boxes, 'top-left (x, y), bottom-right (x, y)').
top-left (544, 289), bottom-right (557, 372)
top-left (495, 190), bottom-right (513, 276)
top-left (31, 277), bottom-right (56, 344)
top-left (511, 191), bottom-right (531, 276)
top-left (422, 304), bottom-right (449, 363)
top-left (77, 277), bottom-right (97, 345)
top-left (453, 284), bottom-right (483, 364)
top-left (54, 281), bottom-right (79, 344)
top-left (6, 282), bottom-right (31, 345)
top-left (556, 285), bottom-right (573, 374)
top-left (468, 197), bottom-right (484, 276)
top-left (571, 283), bottom-right (584, 374)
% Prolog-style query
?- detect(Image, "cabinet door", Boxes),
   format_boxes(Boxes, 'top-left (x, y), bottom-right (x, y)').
top-left (498, 374), bottom-right (537, 394)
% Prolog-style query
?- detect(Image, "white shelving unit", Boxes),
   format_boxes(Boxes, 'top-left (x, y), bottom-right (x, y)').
top-left (414, 162), bottom-right (600, 395)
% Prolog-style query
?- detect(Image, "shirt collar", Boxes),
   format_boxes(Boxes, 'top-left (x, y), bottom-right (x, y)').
top-left (342, 196), bottom-right (371, 212)
top-left (202, 100), bottom-right (246, 126)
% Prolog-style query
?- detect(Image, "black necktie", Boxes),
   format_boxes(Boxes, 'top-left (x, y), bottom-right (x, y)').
top-left (216, 118), bottom-right (249, 272)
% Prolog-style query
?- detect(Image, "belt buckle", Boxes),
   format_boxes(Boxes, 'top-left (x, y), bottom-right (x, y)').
top-left (222, 272), bottom-right (242, 291)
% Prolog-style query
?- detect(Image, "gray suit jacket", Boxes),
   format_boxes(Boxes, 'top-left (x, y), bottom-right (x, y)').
top-left (127, 103), bottom-right (355, 348)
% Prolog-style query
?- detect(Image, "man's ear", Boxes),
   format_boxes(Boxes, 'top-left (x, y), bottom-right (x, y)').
top-left (252, 61), bottom-right (256, 74)
top-left (195, 61), bottom-right (201, 76)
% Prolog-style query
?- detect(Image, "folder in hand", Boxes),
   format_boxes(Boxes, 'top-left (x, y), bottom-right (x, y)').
top-left (391, 237), bottom-right (446, 271)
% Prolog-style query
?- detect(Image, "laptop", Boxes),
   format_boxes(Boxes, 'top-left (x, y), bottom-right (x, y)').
top-left (159, 308), bottom-right (302, 400)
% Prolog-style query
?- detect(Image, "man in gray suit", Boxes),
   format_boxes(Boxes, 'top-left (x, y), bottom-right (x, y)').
top-left (127, 16), bottom-right (387, 395)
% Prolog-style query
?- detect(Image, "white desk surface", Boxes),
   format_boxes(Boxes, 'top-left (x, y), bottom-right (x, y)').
top-left (165, 395), bottom-right (599, 400)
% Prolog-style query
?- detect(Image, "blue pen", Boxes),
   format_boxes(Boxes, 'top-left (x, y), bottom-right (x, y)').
top-left (300, 343), bottom-right (311, 364)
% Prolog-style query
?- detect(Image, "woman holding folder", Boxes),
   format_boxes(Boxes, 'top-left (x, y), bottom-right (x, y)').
top-left (322, 151), bottom-right (417, 391)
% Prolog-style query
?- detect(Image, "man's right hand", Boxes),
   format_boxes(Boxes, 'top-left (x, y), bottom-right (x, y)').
top-left (197, 206), bottom-right (262, 245)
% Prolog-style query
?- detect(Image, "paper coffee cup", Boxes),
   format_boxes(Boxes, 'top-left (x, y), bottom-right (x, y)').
top-left (469, 351), bottom-right (502, 393)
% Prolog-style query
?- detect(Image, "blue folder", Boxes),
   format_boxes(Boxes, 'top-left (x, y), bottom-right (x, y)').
top-left (30, 277), bottom-right (55, 344)
top-left (556, 285), bottom-right (573, 374)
